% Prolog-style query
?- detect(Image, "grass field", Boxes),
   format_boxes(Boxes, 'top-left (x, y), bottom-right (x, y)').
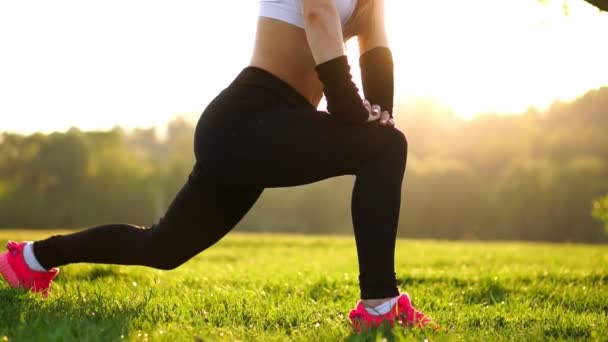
top-left (0, 230), bottom-right (606, 342)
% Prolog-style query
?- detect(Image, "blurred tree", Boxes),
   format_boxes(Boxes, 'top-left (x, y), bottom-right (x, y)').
top-left (592, 195), bottom-right (608, 234)
top-left (1, 87), bottom-right (607, 242)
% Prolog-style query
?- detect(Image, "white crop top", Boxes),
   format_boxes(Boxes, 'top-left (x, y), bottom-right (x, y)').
top-left (259, 0), bottom-right (358, 30)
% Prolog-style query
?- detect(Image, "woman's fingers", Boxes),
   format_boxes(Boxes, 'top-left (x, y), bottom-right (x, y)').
top-left (379, 111), bottom-right (395, 127)
top-left (372, 104), bottom-right (381, 116)
top-left (379, 111), bottom-right (390, 125)
top-left (366, 103), bottom-right (381, 122)
top-left (363, 101), bottom-right (393, 126)
top-left (369, 106), bottom-right (381, 122)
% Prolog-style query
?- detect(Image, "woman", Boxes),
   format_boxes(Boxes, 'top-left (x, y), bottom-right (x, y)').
top-left (0, 0), bottom-right (435, 331)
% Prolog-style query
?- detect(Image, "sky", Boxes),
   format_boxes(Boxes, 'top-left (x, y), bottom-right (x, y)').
top-left (0, 0), bottom-right (607, 134)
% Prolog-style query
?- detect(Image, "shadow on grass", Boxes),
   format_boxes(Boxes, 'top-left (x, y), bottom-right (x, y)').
top-left (398, 275), bottom-right (509, 306)
top-left (60, 266), bottom-right (126, 281)
top-left (346, 329), bottom-right (396, 342)
top-left (0, 286), bottom-right (152, 342)
top-left (346, 325), bottom-right (397, 342)
top-left (462, 277), bottom-right (508, 305)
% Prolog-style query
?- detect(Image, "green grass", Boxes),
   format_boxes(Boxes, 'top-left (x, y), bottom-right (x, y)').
top-left (0, 230), bottom-right (606, 342)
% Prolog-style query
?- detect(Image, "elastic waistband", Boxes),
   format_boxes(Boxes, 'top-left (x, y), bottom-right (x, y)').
top-left (230, 66), bottom-right (315, 109)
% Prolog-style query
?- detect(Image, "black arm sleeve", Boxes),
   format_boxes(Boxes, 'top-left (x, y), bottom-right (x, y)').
top-left (359, 47), bottom-right (394, 117)
top-left (315, 55), bottom-right (369, 125)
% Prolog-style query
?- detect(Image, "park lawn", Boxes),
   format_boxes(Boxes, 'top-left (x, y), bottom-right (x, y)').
top-left (0, 230), bottom-right (606, 342)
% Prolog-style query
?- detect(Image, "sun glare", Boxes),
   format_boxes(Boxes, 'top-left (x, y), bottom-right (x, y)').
top-left (0, 1), bottom-right (607, 133)
top-left (380, 0), bottom-right (608, 119)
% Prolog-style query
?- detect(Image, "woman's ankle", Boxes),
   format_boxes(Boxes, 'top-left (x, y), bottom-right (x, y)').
top-left (362, 297), bottom-right (394, 308)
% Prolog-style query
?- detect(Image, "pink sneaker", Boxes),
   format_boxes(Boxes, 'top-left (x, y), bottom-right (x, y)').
top-left (349, 293), bottom-right (438, 332)
top-left (0, 241), bottom-right (59, 297)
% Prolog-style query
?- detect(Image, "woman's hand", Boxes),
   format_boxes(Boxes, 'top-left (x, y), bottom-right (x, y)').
top-left (364, 100), bottom-right (395, 127)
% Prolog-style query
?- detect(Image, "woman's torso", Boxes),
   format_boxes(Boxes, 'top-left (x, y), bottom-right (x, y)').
top-left (250, 0), bottom-right (358, 107)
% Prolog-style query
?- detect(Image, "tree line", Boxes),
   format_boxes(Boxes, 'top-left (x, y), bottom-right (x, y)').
top-left (1, 87), bottom-right (607, 242)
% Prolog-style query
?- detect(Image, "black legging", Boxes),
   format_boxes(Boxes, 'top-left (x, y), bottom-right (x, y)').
top-left (33, 67), bottom-right (407, 299)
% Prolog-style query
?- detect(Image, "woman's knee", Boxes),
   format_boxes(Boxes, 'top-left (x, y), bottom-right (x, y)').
top-left (392, 128), bottom-right (408, 154)
top-left (140, 225), bottom-right (188, 270)
top-left (153, 257), bottom-right (186, 271)
top-left (382, 127), bottom-right (408, 163)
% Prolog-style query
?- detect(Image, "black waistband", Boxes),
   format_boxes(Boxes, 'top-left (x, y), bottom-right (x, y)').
top-left (230, 66), bottom-right (315, 110)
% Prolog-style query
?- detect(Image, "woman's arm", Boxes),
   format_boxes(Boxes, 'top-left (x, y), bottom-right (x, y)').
top-left (357, 0), bottom-right (395, 118)
top-left (302, 0), bottom-right (374, 124)
top-left (301, 0), bottom-right (345, 64)
top-left (356, 0), bottom-right (389, 52)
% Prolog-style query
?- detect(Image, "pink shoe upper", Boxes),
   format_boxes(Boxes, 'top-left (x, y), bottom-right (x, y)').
top-left (349, 293), bottom-right (437, 332)
top-left (0, 241), bottom-right (59, 297)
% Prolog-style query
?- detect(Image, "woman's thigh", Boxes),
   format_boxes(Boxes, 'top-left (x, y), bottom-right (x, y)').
top-left (197, 108), bottom-right (407, 188)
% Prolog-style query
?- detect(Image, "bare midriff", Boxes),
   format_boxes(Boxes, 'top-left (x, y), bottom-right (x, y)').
top-left (250, 17), bottom-right (325, 107)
